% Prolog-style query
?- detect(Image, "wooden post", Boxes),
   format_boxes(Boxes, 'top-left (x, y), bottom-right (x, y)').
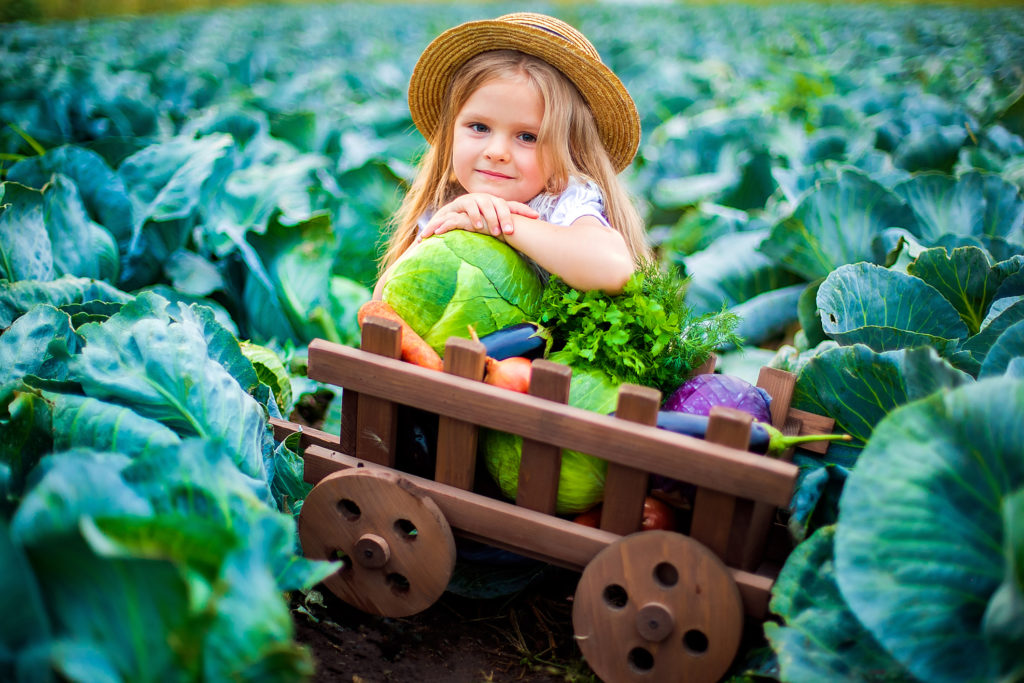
top-left (690, 406), bottom-right (752, 560)
top-left (516, 360), bottom-right (572, 514)
top-left (599, 384), bottom-right (660, 535)
top-left (354, 317), bottom-right (401, 466)
top-left (435, 337), bottom-right (487, 489)
top-left (727, 367), bottom-right (799, 570)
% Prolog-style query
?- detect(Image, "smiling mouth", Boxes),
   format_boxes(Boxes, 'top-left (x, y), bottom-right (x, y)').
top-left (477, 169), bottom-right (513, 180)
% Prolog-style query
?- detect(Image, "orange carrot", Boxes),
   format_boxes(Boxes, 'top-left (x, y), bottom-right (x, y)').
top-left (357, 300), bottom-right (444, 371)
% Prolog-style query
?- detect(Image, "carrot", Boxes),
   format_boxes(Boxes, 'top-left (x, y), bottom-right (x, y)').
top-left (357, 300), bottom-right (444, 371)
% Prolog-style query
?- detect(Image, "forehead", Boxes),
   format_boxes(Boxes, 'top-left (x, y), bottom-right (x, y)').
top-left (460, 74), bottom-right (544, 120)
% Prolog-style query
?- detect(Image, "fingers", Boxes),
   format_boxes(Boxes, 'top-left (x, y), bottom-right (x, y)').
top-left (424, 194), bottom-right (536, 238)
top-left (507, 201), bottom-right (539, 218)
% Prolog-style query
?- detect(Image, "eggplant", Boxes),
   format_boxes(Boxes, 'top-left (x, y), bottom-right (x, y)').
top-left (478, 322), bottom-right (548, 360)
top-left (654, 410), bottom-right (850, 456)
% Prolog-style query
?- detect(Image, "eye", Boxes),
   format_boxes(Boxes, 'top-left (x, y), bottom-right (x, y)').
top-left (518, 132), bottom-right (538, 144)
top-left (468, 123), bottom-right (488, 133)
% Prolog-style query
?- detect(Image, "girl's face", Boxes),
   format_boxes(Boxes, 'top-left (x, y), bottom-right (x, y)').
top-left (451, 74), bottom-right (546, 204)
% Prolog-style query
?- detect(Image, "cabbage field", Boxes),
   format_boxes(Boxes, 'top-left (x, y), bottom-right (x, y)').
top-left (2, 2), bottom-right (1024, 681)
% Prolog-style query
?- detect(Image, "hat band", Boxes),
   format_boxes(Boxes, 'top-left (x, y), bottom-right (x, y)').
top-left (525, 23), bottom-right (571, 44)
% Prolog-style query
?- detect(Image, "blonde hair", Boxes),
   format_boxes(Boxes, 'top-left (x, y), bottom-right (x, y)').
top-left (380, 50), bottom-right (650, 273)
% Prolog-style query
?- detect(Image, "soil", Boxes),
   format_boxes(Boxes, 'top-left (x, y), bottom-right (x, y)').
top-left (292, 565), bottom-right (598, 683)
top-left (292, 563), bottom-right (774, 683)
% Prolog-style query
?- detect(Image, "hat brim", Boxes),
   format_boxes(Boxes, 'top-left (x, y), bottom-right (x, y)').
top-left (408, 19), bottom-right (640, 173)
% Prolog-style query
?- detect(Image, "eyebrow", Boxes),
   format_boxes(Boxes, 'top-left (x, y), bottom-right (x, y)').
top-left (456, 110), bottom-right (541, 131)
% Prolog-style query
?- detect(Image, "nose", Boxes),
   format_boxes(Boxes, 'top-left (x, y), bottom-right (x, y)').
top-left (484, 135), bottom-right (510, 162)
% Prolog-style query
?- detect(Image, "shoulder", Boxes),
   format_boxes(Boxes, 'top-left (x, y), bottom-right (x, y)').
top-left (529, 176), bottom-right (610, 228)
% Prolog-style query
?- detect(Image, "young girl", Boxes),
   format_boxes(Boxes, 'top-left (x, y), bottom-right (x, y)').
top-left (374, 12), bottom-right (651, 298)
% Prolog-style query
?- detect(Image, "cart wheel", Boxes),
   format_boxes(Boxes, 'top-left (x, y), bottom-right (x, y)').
top-left (572, 531), bottom-right (743, 683)
top-left (299, 467), bottom-right (456, 617)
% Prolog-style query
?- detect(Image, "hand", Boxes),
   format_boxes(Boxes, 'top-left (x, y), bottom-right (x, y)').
top-left (421, 193), bottom-right (539, 239)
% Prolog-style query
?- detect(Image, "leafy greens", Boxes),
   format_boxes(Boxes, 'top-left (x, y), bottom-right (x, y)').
top-left (537, 261), bottom-right (741, 396)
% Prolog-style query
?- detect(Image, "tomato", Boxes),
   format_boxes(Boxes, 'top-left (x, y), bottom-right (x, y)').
top-left (573, 506), bottom-right (602, 528)
top-left (572, 497), bottom-right (676, 532)
top-left (641, 496), bottom-right (676, 531)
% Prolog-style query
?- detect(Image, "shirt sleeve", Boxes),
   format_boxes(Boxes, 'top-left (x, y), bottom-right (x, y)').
top-left (543, 178), bottom-right (612, 229)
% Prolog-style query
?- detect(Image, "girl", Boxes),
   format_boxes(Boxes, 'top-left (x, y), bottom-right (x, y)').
top-left (374, 12), bottom-right (651, 298)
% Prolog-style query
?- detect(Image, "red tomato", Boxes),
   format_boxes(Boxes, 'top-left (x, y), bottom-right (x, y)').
top-left (572, 497), bottom-right (676, 532)
top-left (641, 496), bottom-right (676, 531)
top-left (573, 505), bottom-right (602, 528)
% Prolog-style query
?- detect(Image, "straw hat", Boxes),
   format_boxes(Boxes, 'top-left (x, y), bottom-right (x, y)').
top-left (408, 12), bottom-right (640, 173)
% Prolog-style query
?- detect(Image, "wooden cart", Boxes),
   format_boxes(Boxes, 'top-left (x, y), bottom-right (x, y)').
top-left (272, 316), bottom-right (835, 683)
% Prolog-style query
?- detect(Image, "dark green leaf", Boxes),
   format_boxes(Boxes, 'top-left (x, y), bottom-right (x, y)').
top-left (796, 277), bottom-right (828, 348)
top-left (41, 175), bottom-right (119, 282)
top-left (793, 344), bottom-right (973, 466)
top-left (765, 526), bottom-right (913, 683)
top-left (118, 133), bottom-right (233, 231)
top-left (728, 283), bottom-right (805, 348)
top-left (761, 168), bottom-right (916, 280)
top-left (0, 275), bottom-right (131, 328)
top-left (50, 394), bottom-right (181, 458)
top-left (0, 305), bottom-right (80, 384)
top-left (817, 263), bottom-right (968, 353)
top-left (0, 182), bottom-right (53, 283)
top-left (908, 246), bottom-right (1000, 335)
top-left (835, 377), bottom-right (1024, 683)
top-left (683, 228), bottom-right (805, 314)
top-left (981, 488), bottom-right (1024, 682)
top-left (70, 292), bottom-right (269, 481)
top-left (7, 144), bottom-right (134, 245)
top-left (980, 320), bottom-right (1024, 378)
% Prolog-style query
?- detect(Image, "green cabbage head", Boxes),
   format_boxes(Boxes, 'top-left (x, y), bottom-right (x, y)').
top-left (381, 231), bottom-right (544, 354)
top-left (481, 351), bottom-right (620, 513)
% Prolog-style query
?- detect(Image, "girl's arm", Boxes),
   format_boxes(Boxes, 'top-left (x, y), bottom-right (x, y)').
top-left (504, 214), bottom-right (635, 293)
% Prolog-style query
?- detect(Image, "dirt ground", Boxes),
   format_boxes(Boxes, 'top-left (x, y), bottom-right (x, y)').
top-left (292, 564), bottom-right (598, 683)
top-left (292, 562), bottom-right (773, 683)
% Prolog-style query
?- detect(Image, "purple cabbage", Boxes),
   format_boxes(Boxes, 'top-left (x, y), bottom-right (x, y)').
top-left (662, 373), bottom-right (772, 423)
top-left (652, 374), bottom-right (773, 497)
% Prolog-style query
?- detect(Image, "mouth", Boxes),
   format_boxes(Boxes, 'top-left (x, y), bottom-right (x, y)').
top-left (476, 169), bottom-right (513, 180)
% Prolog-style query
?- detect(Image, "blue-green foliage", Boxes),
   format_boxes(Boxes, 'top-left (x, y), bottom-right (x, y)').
top-left (3, 3), bottom-right (1024, 680)
top-left (0, 289), bottom-right (336, 680)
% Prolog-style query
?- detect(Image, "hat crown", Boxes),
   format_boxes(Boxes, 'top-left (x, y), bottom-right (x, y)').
top-left (497, 13), bottom-right (601, 61)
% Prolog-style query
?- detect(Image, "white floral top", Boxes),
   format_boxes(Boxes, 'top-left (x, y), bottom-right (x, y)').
top-left (526, 176), bottom-right (612, 230)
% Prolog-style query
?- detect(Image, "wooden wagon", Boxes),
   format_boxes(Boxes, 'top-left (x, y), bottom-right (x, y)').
top-left (272, 316), bottom-right (836, 683)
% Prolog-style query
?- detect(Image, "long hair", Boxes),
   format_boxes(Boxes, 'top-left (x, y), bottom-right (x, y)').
top-left (379, 50), bottom-right (650, 273)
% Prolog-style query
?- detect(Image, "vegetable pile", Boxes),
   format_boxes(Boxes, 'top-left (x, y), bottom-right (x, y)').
top-left (3, 2), bottom-right (1024, 680)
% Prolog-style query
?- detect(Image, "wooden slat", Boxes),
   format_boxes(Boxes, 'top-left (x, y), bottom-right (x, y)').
top-left (733, 416), bottom-right (801, 571)
top-left (599, 384), bottom-right (659, 535)
top-left (690, 407), bottom-right (752, 559)
top-left (339, 389), bottom-right (358, 455)
top-left (270, 417), bottom-right (341, 452)
top-left (306, 339), bottom-right (798, 507)
top-left (301, 444), bottom-right (772, 616)
top-left (516, 360), bottom-right (571, 514)
top-left (789, 407), bottom-right (837, 454)
top-left (435, 337), bottom-right (486, 489)
top-left (757, 366), bottom-right (796, 428)
top-left (354, 318), bottom-right (401, 466)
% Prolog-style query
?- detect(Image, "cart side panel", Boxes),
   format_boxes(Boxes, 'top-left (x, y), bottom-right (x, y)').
top-left (305, 336), bottom-right (797, 508)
